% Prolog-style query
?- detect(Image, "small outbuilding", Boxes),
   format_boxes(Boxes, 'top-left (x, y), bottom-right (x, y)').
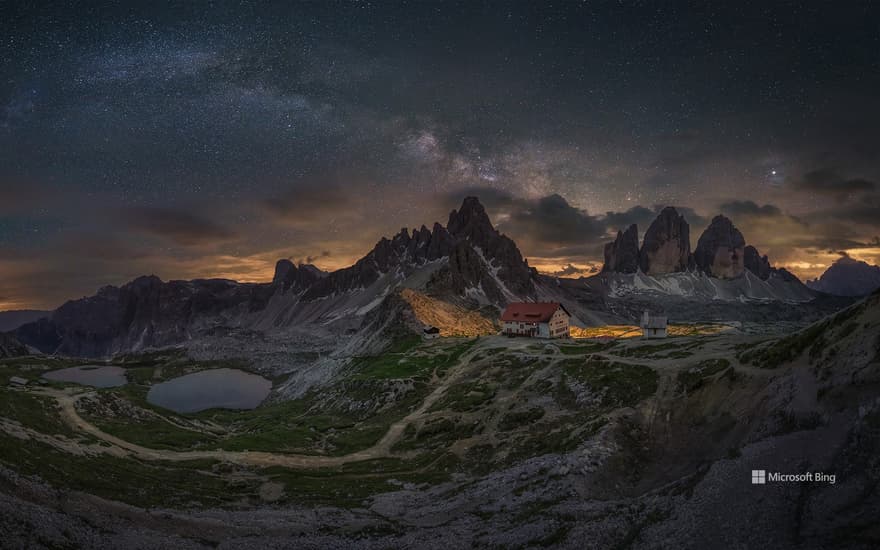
top-left (501, 302), bottom-right (571, 339)
top-left (640, 310), bottom-right (668, 339)
top-left (8, 376), bottom-right (29, 387)
top-left (422, 326), bottom-right (441, 340)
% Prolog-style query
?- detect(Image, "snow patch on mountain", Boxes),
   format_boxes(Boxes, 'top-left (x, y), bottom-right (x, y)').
top-left (600, 270), bottom-right (814, 303)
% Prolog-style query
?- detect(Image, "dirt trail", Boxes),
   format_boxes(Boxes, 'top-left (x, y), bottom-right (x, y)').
top-left (25, 347), bottom-right (482, 469)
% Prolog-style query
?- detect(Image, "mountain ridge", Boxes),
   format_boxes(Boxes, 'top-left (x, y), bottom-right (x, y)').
top-left (600, 206), bottom-right (802, 284)
top-left (807, 255), bottom-right (880, 296)
top-left (12, 197), bottom-right (540, 357)
top-left (10, 197), bottom-right (833, 359)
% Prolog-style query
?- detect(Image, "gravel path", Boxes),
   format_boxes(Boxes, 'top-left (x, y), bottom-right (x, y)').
top-left (24, 347), bottom-right (482, 469)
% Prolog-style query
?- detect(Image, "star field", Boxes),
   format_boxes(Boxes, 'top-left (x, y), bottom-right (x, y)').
top-left (1, 1), bottom-right (880, 309)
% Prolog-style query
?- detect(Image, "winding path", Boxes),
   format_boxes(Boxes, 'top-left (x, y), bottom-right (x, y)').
top-left (27, 347), bottom-right (481, 469)
top-left (9, 335), bottom-right (764, 469)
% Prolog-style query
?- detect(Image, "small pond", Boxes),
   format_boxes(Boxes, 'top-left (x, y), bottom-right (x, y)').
top-left (146, 368), bottom-right (271, 414)
top-left (43, 366), bottom-right (128, 388)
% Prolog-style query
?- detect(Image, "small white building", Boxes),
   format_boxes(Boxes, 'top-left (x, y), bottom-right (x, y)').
top-left (422, 326), bottom-right (441, 340)
top-left (640, 310), bottom-right (668, 339)
top-left (501, 302), bottom-right (571, 339)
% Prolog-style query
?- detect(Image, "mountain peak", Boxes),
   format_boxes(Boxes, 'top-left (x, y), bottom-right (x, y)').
top-left (638, 207), bottom-right (692, 275)
top-left (694, 215), bottom-right (746, 278)
top-left (602, 224), bottom-right (639, 273)
top-left (272, 258), bottom-right (323, 291)
top-left (273, 259), bottom-right (296, 284)
top-left (808, 255), bottom-right (880, 296)
top-left (447, 196), bottom-right (496, 243)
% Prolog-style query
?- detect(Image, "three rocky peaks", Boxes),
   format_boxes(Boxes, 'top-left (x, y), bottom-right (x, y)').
top-left (602, 206), bottom-right (793, 281)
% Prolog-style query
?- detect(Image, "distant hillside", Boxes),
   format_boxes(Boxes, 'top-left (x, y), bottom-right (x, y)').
top-left (13, 197), bottom-right (539, 358)
top-left (0, 310), bottom-right (51, 332)
top-left (11, 196), bottom-right (851, 360)
top-left (807, 256), bottom-right (880, 296)
top-left (0, 332), bottom-right (30, 358)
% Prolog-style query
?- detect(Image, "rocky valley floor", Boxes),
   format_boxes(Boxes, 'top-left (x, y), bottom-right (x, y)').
top-left (1, 296), bottom-right (879, 549)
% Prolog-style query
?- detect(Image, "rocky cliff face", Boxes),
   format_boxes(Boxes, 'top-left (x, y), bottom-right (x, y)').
top-left (638, 207), bottom-right (692, 275)
top-left (599, 209), bottom-right (800, 287)
top-left (15, 197), bottom-right (537, 357)
top-left (0, 332), bottom-right (29, 358)
top-left (743, 245), bottom-right (771, 280)
top-left (0, 310), bottom-right (51, 332)
top-left (16, 275), bottom-right (274, 357)
top-left (807, 256), bottom-right (880, 296)
top-left (273, 260), bottom-right (323, 293)
top-left (694, 215), bottom-right (745, 279)
top-left (302, 222), bottom-right (458, 300)
top-left (602, 224), bottom-right (639, 274)
top-left (445, 197), bottom-right (536, 296)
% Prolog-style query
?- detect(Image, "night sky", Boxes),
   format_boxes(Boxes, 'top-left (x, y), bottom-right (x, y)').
top-left (2, 1), bottom-right (880, 310)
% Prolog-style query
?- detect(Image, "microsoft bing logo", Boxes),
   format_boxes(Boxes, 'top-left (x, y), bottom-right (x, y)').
top-left (751, 470), bottom-right (766, 484)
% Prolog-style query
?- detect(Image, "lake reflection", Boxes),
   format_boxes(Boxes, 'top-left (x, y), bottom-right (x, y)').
top-left (147, 368), bottom-right (271, 413)
top-left (43, 366), bottom-right (127, 388)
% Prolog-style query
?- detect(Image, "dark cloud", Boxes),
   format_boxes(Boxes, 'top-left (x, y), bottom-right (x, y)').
top-left (603, 205), bottom-right (709, 234)
top-left (3, 3), bottom-right (880, 306)
top-left (549, 263), bottom-right (596, 277)
top-left (125, 207), bottom-right (237, 246)
top-left (295, 251), bottom-right (331, 265)
top-left (719, 200), bottom-right (783, 218)
top-left (673, 207), bottom-right (711, 232)
top-left (828, 194), bottom-right (880, 226)
top-left (792, 169), bottom-right (877, 201)
top-left (442, 186), bottom-right (518, 212)
top-left (603, 206), bottom-right (656, 232)
top-left (443, 189), bottom-right (605, 248)
top-left (505, 194), bottom-right (607, 245)
top-left (263, 185), bottom-right (359, 224)
top-left (806, 193), bottom-right (880, 230)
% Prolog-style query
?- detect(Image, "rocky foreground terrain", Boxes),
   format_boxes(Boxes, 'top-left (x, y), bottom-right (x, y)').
top-left (1, 197), bottom-right (875, 548)
top-left (1, 290), bottom-right (878, 549)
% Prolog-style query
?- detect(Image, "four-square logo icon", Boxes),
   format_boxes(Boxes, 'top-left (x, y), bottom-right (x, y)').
top-left (751, 470), bottom-right (766, 484)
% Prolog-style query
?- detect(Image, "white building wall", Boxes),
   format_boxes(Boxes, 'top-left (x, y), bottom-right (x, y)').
top-left (503, 321), bottom-right (537, 336)
top-left (548, 308), bottom-right (570, 338)
top-left (503, 306), bottom-right (570, 338)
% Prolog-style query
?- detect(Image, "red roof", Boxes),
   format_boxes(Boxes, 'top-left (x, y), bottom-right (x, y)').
top-left (500, 302), bottom-right (568, 323)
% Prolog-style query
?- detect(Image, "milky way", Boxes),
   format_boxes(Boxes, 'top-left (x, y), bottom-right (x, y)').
top-left (2, 2), bottom-right (880, 309)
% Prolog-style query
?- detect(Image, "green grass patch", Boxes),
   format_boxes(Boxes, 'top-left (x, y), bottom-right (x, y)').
top-left (351, 339), bottom-right (473, 380)
top-left (430, 381), bottom-right (497, 412)
top-left (0, 388), bottom-right (78, 437)
top-left (739, 320), bottom-right (830, 368)
top-left (261, 453), bottom-right (459, 507)
top-left (88, 415), bottom-right (216, 450)
top-left (676, 358), bottom-right (731, 393)
top-left (393, 416), bottom-right (479, 451)
top-left (616, 340), bottom-right (702, 359)
top-left (558, 341), bottom-right (616, 355)
top-left (498, 407), bottom-right (546, 431)
top-left (0, 432), bottom-right (247, 509)
top-left (559, 358), bottom-right (658, 408)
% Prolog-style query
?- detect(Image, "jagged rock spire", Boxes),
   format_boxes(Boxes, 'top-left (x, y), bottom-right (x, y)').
top-left (602, 224), bottom-right (640, 274)
top-left (694, 215), bottom-right (745, 279)
top-left (638, 207), bottom-right (692, 275)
